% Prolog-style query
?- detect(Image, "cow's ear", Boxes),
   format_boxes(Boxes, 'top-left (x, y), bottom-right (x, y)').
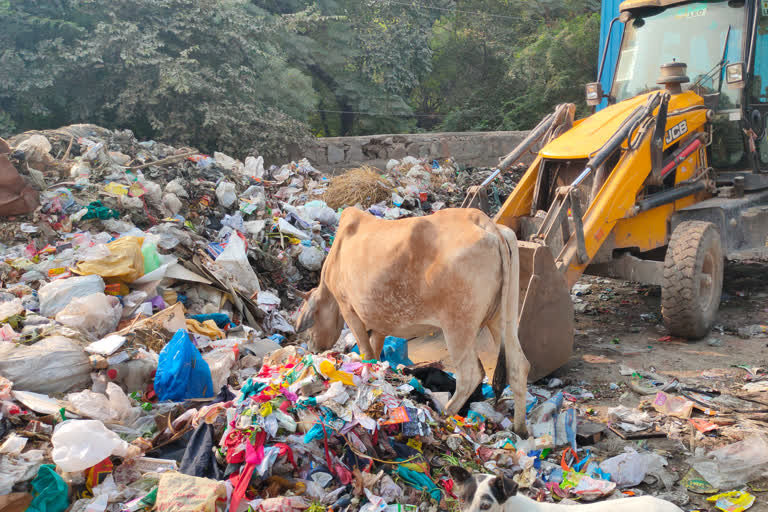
top-left (448, 466), bottom-right (472, 487)
top-left (295, 296), bottom-right (316, 333)
top-left (490, 475), bottom-right (518, 504)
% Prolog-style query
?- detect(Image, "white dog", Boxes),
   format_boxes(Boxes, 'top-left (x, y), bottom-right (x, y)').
top-left (448, 467), bottom-right (683, 512)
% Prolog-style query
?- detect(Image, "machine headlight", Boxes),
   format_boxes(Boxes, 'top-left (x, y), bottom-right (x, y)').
top-left (585, 82), bottom-right (604, 107)
top-left (726, 62), bottom-right (745, 89)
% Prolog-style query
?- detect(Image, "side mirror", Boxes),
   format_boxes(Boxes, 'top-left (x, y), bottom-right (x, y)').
top-left (585, 82), bottom-right (604, 107)
top-left (726, 62), bottom-right (746, 89)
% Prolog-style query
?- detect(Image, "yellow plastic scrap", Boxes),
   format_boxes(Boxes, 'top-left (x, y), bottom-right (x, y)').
top-left (406, 438), bottom-right (423, 452)
top-left (318, 359), bottom-right (355, 386)
top-left (162, 289), bottom-right (178, 305)
top-left (260, 402), bottom-right (273, 417)
top-left (104, 183), bottom-right (129, 196)
top-left (129, 182), bottom-right (146, 197)
top-left (707, 491), bottom-right (756, 512)
top-left (185, 318), bottom-right (224, 340)
top-left (75, 236), bottom-right (145, 283)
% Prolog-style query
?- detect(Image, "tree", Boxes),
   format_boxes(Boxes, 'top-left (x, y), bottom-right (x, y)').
top-left (502, 12), bottom-right (601, 130)
top-left (1, 0), bottom-right (603, 148)
top-left (0, 0), bottom-right (319, 160)
top-left (295, 0), bottom-right (437, 136)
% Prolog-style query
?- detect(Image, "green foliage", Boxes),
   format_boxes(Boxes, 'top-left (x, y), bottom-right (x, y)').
top-left (431, 1), bottom-right (601, 132)
top-left (0, 0), bottom-right (318, 160)
top-left (1, 0), bottom-right (603, 154)
top-left (502, 13), bottom-right (601, 130)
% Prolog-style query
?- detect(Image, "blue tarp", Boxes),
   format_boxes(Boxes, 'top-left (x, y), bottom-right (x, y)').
top-left (598, 0), bottom-right (625, 110)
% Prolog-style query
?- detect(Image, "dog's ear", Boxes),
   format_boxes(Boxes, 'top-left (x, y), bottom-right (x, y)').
top-left (490, 475), bottom-right (518, 504)
top-left (448, 466), bottom-right (473, 487)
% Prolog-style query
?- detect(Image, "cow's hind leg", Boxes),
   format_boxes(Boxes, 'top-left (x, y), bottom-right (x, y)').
top-left (501, 323), bottom-right (530, 435)
top-left (443, 326), bottom-right (484, 417)
top-left (339, 306), bottom-right (375, 361)
top-left (489, 315), bottom-right (529, 436)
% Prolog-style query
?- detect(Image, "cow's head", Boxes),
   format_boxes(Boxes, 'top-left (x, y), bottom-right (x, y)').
top-left (448, 466), bottom-right (518, 512)
top-left (295, 287), bottom-right (344, 353)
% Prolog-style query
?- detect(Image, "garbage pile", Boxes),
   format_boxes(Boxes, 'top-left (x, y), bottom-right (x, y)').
top-left (0, 125), bottom-right (765, 512)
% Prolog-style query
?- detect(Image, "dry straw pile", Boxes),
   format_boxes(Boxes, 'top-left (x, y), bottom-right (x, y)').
top-left (324, 166), bottom-right (393, 209)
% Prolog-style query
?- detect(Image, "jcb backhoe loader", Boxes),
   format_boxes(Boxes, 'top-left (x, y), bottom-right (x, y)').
top-left (486, 0), bottom-right (768, 380)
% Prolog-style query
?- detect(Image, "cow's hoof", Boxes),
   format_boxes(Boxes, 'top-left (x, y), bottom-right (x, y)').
top-left (513, 423), bottom-right (528, 437)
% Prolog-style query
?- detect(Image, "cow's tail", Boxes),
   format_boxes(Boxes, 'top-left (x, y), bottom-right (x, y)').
top-left (491, 223), bottom-right (519, 403)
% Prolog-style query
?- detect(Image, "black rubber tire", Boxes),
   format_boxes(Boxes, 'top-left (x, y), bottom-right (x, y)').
top-left (662, 221), bottom-right (724, 339)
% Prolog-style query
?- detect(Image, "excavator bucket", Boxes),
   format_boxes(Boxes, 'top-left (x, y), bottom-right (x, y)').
top-left (516, 241), bottom-right (574, 381)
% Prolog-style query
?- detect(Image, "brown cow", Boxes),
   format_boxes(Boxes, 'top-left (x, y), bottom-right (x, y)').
top-left (295, 207), bottom-right (529, 434)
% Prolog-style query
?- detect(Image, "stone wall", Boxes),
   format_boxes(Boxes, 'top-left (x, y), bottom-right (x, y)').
top-left (302, 131), bottom-right (531, 171)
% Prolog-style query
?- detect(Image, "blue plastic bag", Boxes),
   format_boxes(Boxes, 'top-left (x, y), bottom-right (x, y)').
top-left (154, 329), bottom-right (214, 401)
top-left (352, 336), bottom-right (413, 367)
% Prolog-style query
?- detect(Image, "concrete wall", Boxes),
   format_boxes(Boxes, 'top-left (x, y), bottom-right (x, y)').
top-left (303, 131), bottom-right (531, 171)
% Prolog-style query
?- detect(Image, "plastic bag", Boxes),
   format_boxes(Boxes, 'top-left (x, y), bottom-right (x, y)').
top-left (16, 135), bottom-right (53, 171)
top-left (469, 402), bottom-right (506, 424)
top-left (652, 391), bottom-right (693, 419)
top-left (66, 383), bottom-right (140, 424)
top-left (109, 350), bottom-right (158, 393)
top-left (298, 245), bottom-right (324, 271)
top-left (179, 423), bottom-right (221, 480)
top-left (52, 420), bottom-right (141, 472)
top-left (38, 274), bottom-right (105, 317)
top-left (300, 201), bottom-right (338, 226)
top-left (599, 447), bottom-right (668, 487)
top-left (163, 193), bottom-right (182, 215)
top-left (0, 298), bottom-right (23, 322)
top-left (244, 156), bottom-right (265, 180)
top-left (0, 376), bottom-right (11, 399)
top-left (165, 178), bottom-right (189, 199)
top-left (55, 293), bottom-right (122, 340)
top-left (214, 152), bottom-right (237, 171)
top-left (381, 336), bottom-right (413, 367)
top-left (214, 235), bottom-right (261, 296)
top-left (75, 236), bottom-right (145, 283)
top-left (202, 348), bottom-right (236, 392)
top-left (27, 464), bottom-right (68, 512)
top-left (215, 181), bottom-right (237, 208)
top-left (277, 218), bottom-right (310, 240)
top-left (692, 435), bottom-right (768, 489)
top-left (142, 242), bottom-right (162, 274)
top-left (0, 433), bottom-right (28, 455)
top-left (707, 491), bottom-right (756, 512)
top-left (155, 472), bottom-right (226, 512)
top-left (257, 497), bottom-right (309, 512)
top-left (0, 450), bottom-right (44, 495)
top-left (0, 336), bottom-right (90, 394)
top-left (154, 330), bottom-right (214, 402)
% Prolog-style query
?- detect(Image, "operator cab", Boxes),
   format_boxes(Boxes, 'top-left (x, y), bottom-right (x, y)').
top-left (597, 0), bottom-right (768, 175)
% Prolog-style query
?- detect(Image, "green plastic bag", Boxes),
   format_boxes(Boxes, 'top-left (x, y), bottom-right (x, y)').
top-left (142, 243), bottom-right (162, 274)
top-left (28, 464), bottom-right (69, 512)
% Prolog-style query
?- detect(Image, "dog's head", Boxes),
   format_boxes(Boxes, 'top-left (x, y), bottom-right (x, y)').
top-left (448, 466), bottom-right (519, 512)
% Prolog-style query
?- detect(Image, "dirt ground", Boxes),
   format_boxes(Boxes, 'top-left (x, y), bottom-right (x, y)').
top-left (410, 261), bottom-right (768, 510)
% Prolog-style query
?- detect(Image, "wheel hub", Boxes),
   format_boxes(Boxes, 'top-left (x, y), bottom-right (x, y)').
top-left (699, 252), bottom-right (716, 311)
